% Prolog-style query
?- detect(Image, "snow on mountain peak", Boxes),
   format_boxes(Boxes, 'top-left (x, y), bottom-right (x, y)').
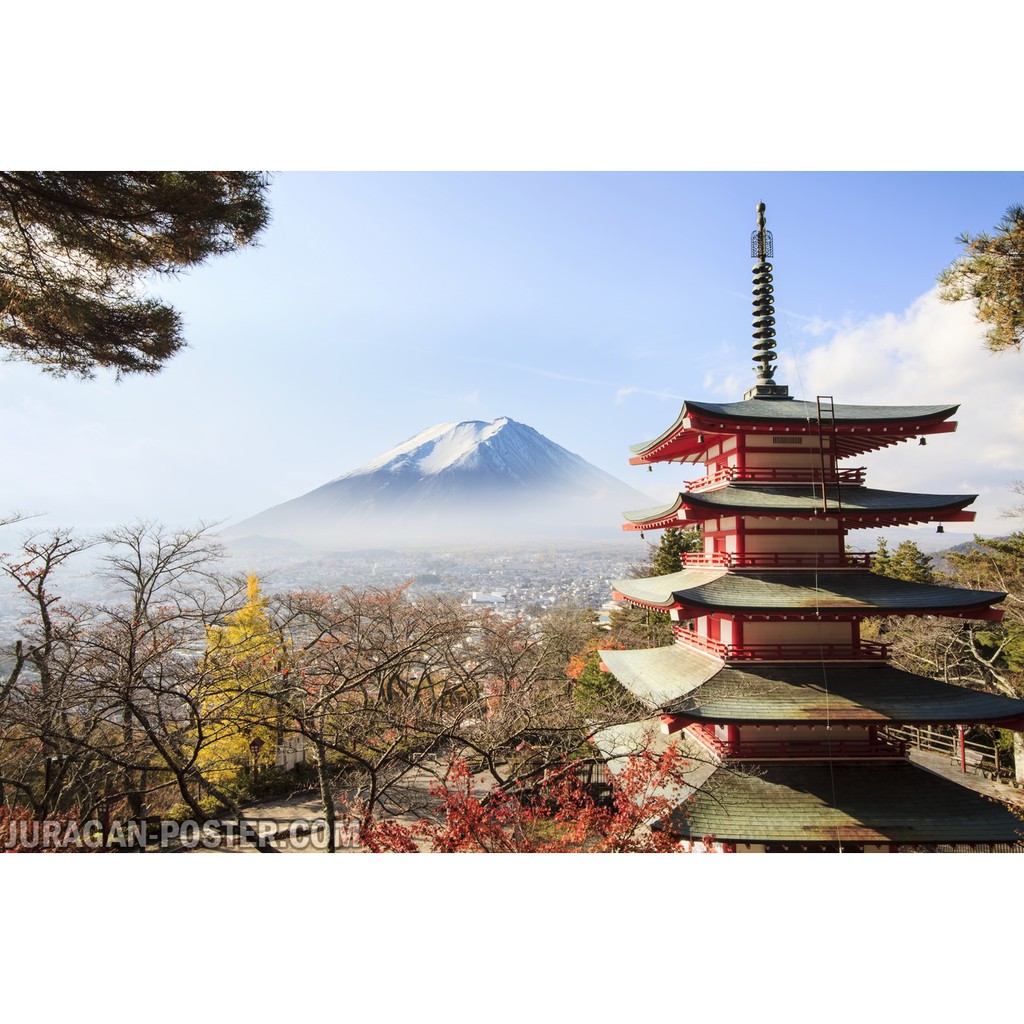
top-left (339, 417), bottom-right (531, 480)
top-left (326, 422), bottom-right (452, 480)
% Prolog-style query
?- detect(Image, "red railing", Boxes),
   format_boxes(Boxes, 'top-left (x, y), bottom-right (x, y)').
top-left (724, 739), bottom-right (907, 760)
top-left (673, 628), bottom-right (729, 658)
top-left (680, 551), bottom-right (873, 569)
top-left (686, 723), bottom-right (906, 760)
top-left (685, 466), bottom-right (866, 492)
top-left (672, 627), bottom-right (889, 662)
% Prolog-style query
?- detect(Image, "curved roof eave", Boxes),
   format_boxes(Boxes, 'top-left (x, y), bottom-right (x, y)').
top-left (611, 568), bottom-right (1006, 616)
top-left (629, 399), bottom-right (961, 461)
top-left (599, 645), bottom-right (1024, 725)
top-left (683, 398), bottom-right (960, 426)
top-left (621, 486), bottom-right (976, 528)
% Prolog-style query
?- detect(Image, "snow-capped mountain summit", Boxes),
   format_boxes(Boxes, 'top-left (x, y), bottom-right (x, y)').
top-left (225, 417), bottom-right (654, 549)
top-left (339, 417), bottom-right (618, 490)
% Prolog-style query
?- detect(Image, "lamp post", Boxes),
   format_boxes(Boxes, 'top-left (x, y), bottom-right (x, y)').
top-left (249, 737), bottom-right (265, 786)
top-left (43, 753), bottom-right (67, 811)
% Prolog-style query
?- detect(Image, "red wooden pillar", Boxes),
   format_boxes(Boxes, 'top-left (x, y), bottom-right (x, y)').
top-left (726, 725), bottom-right (740, 755)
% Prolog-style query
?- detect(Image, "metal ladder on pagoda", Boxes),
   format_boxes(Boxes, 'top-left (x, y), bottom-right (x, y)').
top-left (816, 395), bottom-right (843, 515)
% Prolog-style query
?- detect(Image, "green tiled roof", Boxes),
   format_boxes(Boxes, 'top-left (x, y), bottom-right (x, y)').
top-left (630, 399), bottom-right (958, 454)
top-left (612, 568), bottom-right (725, 606)
top-left (591, 722), bottom-right (1023, 845)
top-left (621, 494), bottom-right (687, 522)
top-left (598, 645), bottom-right (1024, 724)
top-left (672, 761), bottom-right (1024, 844)
top-left (599, 644), bottom-right (721, 707)
top-left (622, 485), bottom-right (975, 524)
top-left (685, 398), bottom-right (958, 424)
top-left (611, 568), bottom-right (1005, 614)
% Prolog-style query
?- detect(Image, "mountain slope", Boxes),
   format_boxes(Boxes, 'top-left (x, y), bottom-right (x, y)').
top-left (224, 417), bottom-right (654, 548)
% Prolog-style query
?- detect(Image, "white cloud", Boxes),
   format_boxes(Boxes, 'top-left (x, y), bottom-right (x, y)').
top-left (786, 289), bottom-right (1024, 535)
top-left (779, 310), bottom-right (842, 337)
top-left (702, 372), bottom-right (742, 398)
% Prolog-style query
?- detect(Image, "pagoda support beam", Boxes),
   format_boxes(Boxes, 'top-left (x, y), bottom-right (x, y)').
top-left (660, 714), bottom-right (694, 735)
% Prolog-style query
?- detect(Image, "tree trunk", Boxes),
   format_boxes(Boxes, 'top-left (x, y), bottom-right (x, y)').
top-left (312, 738), bottom-right (336, 853)
top-left (121, 706), bottom-right (145, 820)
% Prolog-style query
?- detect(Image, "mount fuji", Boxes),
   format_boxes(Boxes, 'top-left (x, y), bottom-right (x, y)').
top-left (223, 417), bottom-right (655, 549)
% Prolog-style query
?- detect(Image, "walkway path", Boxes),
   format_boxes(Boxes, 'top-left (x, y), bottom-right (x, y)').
top-left (909, 748), bottom-right (1024, 809)
top-left (220, 766), bottom-right (456, 852)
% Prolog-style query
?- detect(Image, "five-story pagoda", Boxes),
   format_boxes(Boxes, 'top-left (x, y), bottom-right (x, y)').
top-left (596, 203), bottom-right (1024, 852)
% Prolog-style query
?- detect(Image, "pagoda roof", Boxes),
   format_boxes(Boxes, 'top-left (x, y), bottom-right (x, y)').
top-left (678, 759), bottom-right (1024, 845)
top-left (622, 484), bottom-right (976, 530)
top-left (684, 398), bottom-right (957, 426)
top-left (629, 398), bottom-right (960, 463)
top-left (592, 722), bottom-right (1024, 845)
top-left (598, 645), bottom-right (1024, 726)
top-left (610, 568), bottom-right (1006, 618)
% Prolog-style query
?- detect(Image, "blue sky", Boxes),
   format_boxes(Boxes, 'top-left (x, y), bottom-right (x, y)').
top-left (3, 171), bottom-right (1023, 539)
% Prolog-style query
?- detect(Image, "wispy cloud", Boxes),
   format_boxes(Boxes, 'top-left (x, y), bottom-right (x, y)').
top-left (495, 360), bottom-right (613, 387)
top-left (614, 385), bottom-right (685, 405)
top-left (777, 307), bottom-right (857, 338)
top-left (493, 358), bottom-right (687, 406)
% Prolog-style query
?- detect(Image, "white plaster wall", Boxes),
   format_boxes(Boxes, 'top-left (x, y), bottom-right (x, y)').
top-left (744, 451), bottom-right (826, 469)
top-left (742, 516), bottom-right (839, 531)
top-left (739, 723), bottom-right (872, 743)
top-left (742, 620), bottom-right (853, 644)
top-left (742, 531), bottom-right (843, 554)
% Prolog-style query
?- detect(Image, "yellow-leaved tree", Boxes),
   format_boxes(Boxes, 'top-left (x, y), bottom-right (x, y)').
top-left (198, 574), bottom-right (290, 789)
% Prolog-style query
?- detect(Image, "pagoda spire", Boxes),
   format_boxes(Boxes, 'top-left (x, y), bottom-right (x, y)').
top-left (744, 201), bottom-right (790, 400)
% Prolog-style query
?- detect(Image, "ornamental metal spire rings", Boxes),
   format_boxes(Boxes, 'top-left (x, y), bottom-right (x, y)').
top-left (744, 202), bottom-right (790, 400)
top-left (751, 201), bottom-right (777, 383)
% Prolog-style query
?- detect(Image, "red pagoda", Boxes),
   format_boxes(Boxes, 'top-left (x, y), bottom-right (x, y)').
top-left (596, 203), bottom-right (1024, 852)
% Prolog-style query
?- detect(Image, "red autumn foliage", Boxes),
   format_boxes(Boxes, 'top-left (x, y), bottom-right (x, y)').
top-left (358, 746), bottom-right (699, 853)
top-left (0, 803), bottom-right (87, 853)
top-left (565, 637), bottom-right (625, 681)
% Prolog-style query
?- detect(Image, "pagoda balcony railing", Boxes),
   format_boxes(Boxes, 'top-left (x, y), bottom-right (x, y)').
top-left (686, 724), bottom-right (907, 761)
top-left (684, 720), bottom-right (909, 761)
top-left (680, 551), bottom-right (873, 569)
top-left (684, 466), bottom-right (866, 492)
top-left (726, 739), bottom-right (907, 760)
top-left (673, 627), bottom-right (889, 662)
